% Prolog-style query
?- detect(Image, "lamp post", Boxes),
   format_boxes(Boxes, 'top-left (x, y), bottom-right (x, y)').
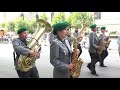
top-left (4, 12), bottom-right (6, 24)
top-left (36, 12), bottom-right (39, 21)
top-left (51, 12), bottom-right (54, 23)
top-left (93, 12), bottom-right (96, 24)
top-left (20, 12), bottom-right (24, 20)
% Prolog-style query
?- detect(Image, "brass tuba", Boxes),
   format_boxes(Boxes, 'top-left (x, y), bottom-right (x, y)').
top-left (18, 19), bottom-right (52, 72)
top-left (71, 37), bottom-right (83, 78)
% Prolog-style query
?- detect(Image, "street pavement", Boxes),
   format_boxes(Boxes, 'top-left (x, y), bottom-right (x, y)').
top-left (0, 38), bottom-right (120, 78)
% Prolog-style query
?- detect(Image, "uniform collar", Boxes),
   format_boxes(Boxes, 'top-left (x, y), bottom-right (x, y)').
top-left (57, 35), bottom-right (66, 42)
top-left (19, 38), bottom-right (27, 45)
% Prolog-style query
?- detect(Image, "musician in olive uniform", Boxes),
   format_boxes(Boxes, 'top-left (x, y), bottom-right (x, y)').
top-left (12, 27), bottom-right (40, 78)
top-left (50, 22), bottom-right (80, 78)
top-left (99, 26), bottom-right (108, 67)
top-left (87, 24), bottom-right (100, 76)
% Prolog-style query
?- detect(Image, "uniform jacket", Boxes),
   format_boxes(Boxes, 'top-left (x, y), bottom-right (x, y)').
top-left (88, 31), bottom-right (99, 53)
top-left (12, 38), bottom-right (36, 70)
top-left (50, 37), bottom-right (72, 78)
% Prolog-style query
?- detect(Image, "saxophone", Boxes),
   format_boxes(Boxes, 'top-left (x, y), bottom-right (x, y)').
top-left (18, 19), bottom-right (52, 72)
top-left (71, 37), bottom-right (83, 78)
top-left (97, 34), bottom-right (105, 54)
top-left (106, 36), bottom-right (111, 48)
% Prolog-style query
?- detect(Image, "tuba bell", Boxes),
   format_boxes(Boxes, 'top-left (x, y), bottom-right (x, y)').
top-left (18, 19), bottom-right (52, 72)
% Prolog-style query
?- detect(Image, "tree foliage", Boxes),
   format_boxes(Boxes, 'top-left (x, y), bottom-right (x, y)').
top-left (40, 12), bottom-right (48, 21)
top-left (52, 12), bottom-right (66, 25)
top-left (14, 17), bottom-right (37, 34)
top-left (0, 14), bottom-right (40, 34)
top-left (14, 17), bottom-right (29, 31)
top-left (67, 12), bottom-right (93, 29)
top-left (0, 22), bottom-right (7, 28)
top-left (7, 21), bottom-right (15, 31)
top-left (0, 12), bottom-right (93, 35)
top-left (27, 18), bottom-right (37, 34)
top-left (67, 12), bottom-right (93, 36)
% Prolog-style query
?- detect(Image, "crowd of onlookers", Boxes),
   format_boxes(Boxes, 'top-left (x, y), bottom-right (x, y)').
top-left (0, 34), bottom-right (16, 43)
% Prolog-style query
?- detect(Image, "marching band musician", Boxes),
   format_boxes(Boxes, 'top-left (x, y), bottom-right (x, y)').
top-left (98, 27), bottom-right (108, 67)
top-left (50, 22), bottom-right (80, 78)
top-left (12, 27), bottom-right (40, 78)
top-left (87, 24), bottom-right (100, 76)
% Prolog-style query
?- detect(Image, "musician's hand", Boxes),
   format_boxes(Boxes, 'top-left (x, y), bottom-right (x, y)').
top-left (68, 64), bottom-right (75, 71)
top-left (28, 50), bottom-right (34, 57)
top-left (29, 50), bottom-right (39, 58)
top-left (96, 46), bottom-right (100, 49)
top-left (106, 36), bottom-right (110, 41)
top-left (36, 52), bottom-right (41, 58)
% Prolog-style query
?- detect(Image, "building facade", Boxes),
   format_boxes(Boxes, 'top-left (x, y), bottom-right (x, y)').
top-left (95, 12), bottom-right (120, 34)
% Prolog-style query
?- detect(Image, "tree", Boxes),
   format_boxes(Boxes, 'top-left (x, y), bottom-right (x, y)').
top-left (51, 12), bottom-right (65, 25)
top-left (14, 17), bottom-right (29, 32)
top-left (27, 18), bottom-right (37, 34)
top-left (12, 16), bottom-right (37, 34)
top-left (67, 12), bottom-right (93, 36)
top-left (79, 12), bottom-right (93, 36)
top-left (0, 22), bottom-right (7, 28)
top-left (40, 12), bottom-right (48, 21)
top-left (7, 21), bottom-right (15, 31)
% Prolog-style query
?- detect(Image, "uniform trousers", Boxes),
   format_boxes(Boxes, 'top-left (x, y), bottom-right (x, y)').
top-left (88, 52), bottom-right (99, 74)
top-left (16, 66), bottom-right (39, 78)
top-left (99, 49), bottom-right (108, 66)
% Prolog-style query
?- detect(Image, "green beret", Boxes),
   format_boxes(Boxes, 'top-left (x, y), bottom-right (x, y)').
top-left (52, 21), bottom-right (69, 35)
top-left (90, 24), bottom-right (97, 29)
top-left (101, 26), bottom-right (106, 30)
top-left (17, 27), bottom-right (27, 34)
